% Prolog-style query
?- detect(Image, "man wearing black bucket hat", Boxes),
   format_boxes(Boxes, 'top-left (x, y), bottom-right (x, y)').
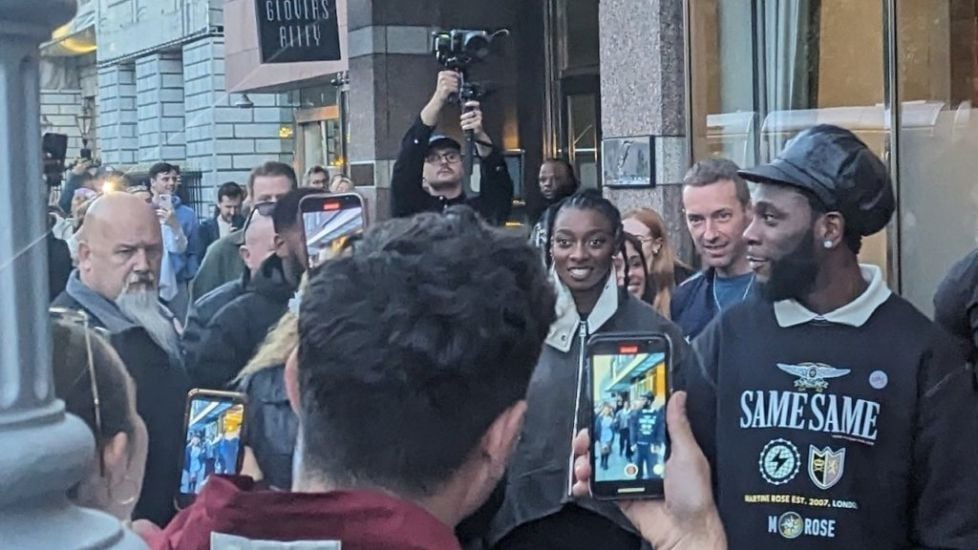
top-left (390, 70), bottom-right (513, 225)
top-left (681, 125), bottom-right (978, 549)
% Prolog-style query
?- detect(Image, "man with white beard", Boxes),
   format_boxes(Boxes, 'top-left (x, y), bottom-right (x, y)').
top-left (53, 192), bottom-right (191, 527)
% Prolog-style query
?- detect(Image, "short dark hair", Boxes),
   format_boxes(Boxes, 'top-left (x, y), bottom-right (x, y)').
top-left (217, 181), bottom-right (244, 203)
top-left (683, 158), bottom-right (750, 207)
top-left (797, 187), bottom-right (864, 254)
top-left (306, 165), bottom-right (329, 178)
top-left (297, 206), bottom-right (556, 497)
top-left (541, 158), bottom-right (580, 194)
top-left (272, 187), bottom-right (323, 234)
top-left (148, 162), bottom-right (180, 180)
top-left (248, 161), bottom-right (298, 196)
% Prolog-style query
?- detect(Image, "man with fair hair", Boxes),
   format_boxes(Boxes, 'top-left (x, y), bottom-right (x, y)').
top-left (53, 192), bottom-right (190, 526)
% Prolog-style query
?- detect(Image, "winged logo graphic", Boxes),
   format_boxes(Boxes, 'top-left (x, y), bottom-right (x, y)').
top-left (777, 362), bottom-right (850, 392)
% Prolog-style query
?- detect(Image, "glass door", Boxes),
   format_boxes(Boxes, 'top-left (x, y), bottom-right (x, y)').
top-left (689, 0), bottom-right (891, 277)
top-left (295, 106), bottom-right (342, 179)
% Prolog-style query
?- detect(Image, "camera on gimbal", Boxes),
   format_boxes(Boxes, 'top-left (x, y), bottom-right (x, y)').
top-left (431, 29), bottom-right (508, 102)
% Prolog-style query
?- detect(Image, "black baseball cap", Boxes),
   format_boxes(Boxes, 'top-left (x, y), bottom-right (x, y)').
top-left (738, 125), bottom-right (895, 236)
top-left (427, 134), bottom-right (462, 153)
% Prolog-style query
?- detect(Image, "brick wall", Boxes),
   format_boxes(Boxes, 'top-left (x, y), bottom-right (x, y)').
top-left (96, 64), bottom-right (138, 165)
top-left (182, 35), bottom-right (293, 200)
top-left (136, 51), bottom-right (186, 163)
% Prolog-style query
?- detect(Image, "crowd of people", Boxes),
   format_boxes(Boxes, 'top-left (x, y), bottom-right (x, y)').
top-left (40, 70), bottom-right (978, 550)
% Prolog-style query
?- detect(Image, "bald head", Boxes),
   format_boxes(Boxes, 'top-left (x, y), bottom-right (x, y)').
top-left (240, 212), bottom-right (276, 276)
top-left (77, 193), bottom-right (164, 301)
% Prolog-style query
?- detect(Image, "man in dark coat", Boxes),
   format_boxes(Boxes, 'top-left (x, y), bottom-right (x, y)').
top-left (199, 181), bottom-right (245, 253)
top-left (51, 193), bottom-right (190, 526)
top-left (390, 70), bottom-right (513, 225)
top-left (185, 189), bottom-right (315, 390)
top-left (933, 248), bottom-right (978, 362)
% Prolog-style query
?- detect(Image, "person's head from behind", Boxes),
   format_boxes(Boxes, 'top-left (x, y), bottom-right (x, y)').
top-left (51, 314), bottom-right (147, 520)
top-left (249, 161), bottom-right (298, 204)
top-left (148, 162), bottom-right (180, 197)
top-left (272, 188), bottom-right (324, 283)
top-left (615, 233), bottom-right (652, 303)
top-left (328, 174), bottom-right (355, 195)
top-left (738, 125), bottom-right (895, 302)
top-left (305, 166), bottom-right (329, 189)
top-left (239, 205), bottom-right (277, 276)
top-left (546, 190), bottom-right (625, 312)
top-left (682, 158), bottom-right (752, 273)
top-left (216, 181), bottom-right (244, 222)
top-left (538, 158), bottom-right (579, 203)
top-left (286, 207), bottom-right (556, 526)
top-left (422, 136), bottom-right (464, 193)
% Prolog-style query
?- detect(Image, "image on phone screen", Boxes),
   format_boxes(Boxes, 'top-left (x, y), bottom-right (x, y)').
top-left (180, 396), bottom-right (244, 496)
top-left (591, 349), bottom-right (667, 484)
top-left (301, 195), bottom-right (364, 268)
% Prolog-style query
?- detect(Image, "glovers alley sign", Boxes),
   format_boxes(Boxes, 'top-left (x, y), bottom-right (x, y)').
top-left (256, 0), bottom-right (341, 63)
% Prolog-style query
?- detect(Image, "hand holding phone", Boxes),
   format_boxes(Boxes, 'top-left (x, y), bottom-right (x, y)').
top-left (175, 389), bottom-right (247, 509)
top-left (299, 193), bottom-right (366, 269)
top-left (571, 392), bottom-right (726, 548)
top-left (584, 332), bottom-right (671, 500)
top-left (156, 193), bottom-right (173, 211)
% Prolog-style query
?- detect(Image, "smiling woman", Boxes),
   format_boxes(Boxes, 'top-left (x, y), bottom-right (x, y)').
top-left (492, 190), bottom-right (695, 550)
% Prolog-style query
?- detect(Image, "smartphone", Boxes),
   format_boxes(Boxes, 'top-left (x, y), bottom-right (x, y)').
top-left (74, 188), bottom-right (97, 201)
top-left (585, 332), bottom-right (671, 500)
top-left (156, 193), bottom-right (173, 211)
top-left (298, 193), bottom-right (366, 269)
top-left (175, 389), bottom-right (247, 509)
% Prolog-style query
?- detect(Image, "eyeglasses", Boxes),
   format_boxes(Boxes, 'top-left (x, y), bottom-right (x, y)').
top-left (50, 307), bottom-right (105, 475)
top-left (253, 201), bottom-right (276, 217)
top-left (424, 151), bottom-right (462, 164)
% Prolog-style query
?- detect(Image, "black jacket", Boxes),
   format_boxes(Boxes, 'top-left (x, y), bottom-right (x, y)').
top-left (52, 272), bottom-right (190, 526)
top-left (48, 233), bottom-right (72, 302)
top-left (671, 269), bottom-right (758, 340)
top-left (199, 214), bottom-right (245, 253)
top-left (182, 275), bottom-right (247, 371)
top-left (933, 247), bottom-right (978, 361)
top-left (390, 117), bottom-right (513, 225)
top-left (682, 279), bottom-right (978, 549)
top-left (186, 255), bottom-right (296, 390)
top-left (238, 365), bottom-right (296, 491)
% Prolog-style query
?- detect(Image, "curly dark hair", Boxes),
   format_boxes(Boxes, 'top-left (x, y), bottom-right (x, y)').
top-left (297, 206), bottom-right (556, 497)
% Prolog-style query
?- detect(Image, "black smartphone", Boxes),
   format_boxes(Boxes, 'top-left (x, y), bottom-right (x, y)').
top-left (585, 332), bottom-right (671, 500)
top-left (175, 389), bottom-right (247, 509)
top-left (298, 193), bottom-right (366, 269)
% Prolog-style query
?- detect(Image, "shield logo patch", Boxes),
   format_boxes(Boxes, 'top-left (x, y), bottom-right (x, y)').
top-left (808, 445), bottom-right (845, 490)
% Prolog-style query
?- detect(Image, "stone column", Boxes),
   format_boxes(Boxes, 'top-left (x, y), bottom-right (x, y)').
top-left (0, 0), bottom-right (144, 547)
top-left (599, 0), bottom-right (694, 260)
top-left (97, 63), bottom-right (139, 165)
top-left (136, 51), bottom-right (186, 163)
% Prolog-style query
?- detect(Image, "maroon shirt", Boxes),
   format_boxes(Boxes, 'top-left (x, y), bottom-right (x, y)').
top-left (150, 476), bottom-right (462, 550)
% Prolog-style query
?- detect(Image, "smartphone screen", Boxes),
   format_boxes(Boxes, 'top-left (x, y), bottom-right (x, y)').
top-left (299, 193), bottom-right (365, 269)
top-left (586, 333), bottom-right (670, 499)
top-left (176, 390), bottom-right (246, 509)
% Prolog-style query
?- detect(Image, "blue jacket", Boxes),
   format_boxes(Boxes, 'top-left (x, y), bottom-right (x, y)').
top-left (670, 269), bottom-right (716, 340)
top-left (170, 196), bottom-right (202, 283)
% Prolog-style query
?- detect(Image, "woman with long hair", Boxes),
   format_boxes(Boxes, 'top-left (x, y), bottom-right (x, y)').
top-left (615, 233), bottom-right (655, 305)
top-left (622, 208), bottom-right (694, 318)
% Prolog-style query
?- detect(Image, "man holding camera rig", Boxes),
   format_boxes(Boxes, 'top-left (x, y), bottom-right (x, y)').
top-left (390, 70), bottom-right (514, 226)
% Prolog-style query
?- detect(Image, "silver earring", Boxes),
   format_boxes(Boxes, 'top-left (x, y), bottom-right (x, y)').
top-left (823, 240), bottom-right (833, 249)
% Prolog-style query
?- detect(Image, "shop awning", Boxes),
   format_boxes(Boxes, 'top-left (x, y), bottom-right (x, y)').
top-left (40, 0), bottom-right (96, 57)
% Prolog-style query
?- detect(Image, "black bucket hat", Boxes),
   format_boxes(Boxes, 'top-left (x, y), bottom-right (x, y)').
top-left (738, 125), bottom-right (896, 236)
